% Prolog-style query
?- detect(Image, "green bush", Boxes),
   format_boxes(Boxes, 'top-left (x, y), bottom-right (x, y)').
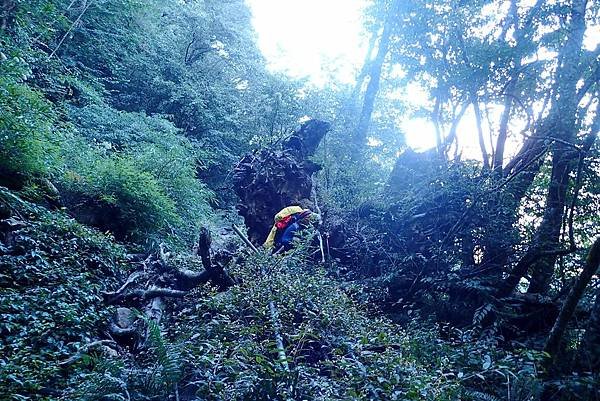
top-left (0, 64), bottom-right (58, 187)
top-left (58, 138), bottom-right (180, 243)
top-left (57, 104), bottom-right (214, 245)
top-left (71, 243), bottom-right (544, 401)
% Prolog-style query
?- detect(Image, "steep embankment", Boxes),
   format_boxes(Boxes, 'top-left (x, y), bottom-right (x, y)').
top-left (0, 188), bottom-right (126, 398)
top-left (1, 187), bottom-right (544, 401)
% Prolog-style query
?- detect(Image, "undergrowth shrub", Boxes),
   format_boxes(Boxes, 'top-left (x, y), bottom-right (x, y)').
top-left (71, 239), bottom-right (543, 401)
top-left (58, 138), bottom-right (180, 243)
top-left (0, 188), bottom-right (126, 399)
top-left (0, 58), bottom-right (59, 188)
top-left (57, 104), bottom-right (214, 246)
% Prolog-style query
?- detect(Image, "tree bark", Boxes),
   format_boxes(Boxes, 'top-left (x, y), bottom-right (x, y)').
top-left (525, 0), bottom-right (589, 295)
top-left (492, 0), bottom-right (520, 173)
top-left (493, 86), bottom-right (513, 174)
top-left (441, 101), bottom-right (469, 154)
top-left (351, 26), bottom-right (379, 100)
top-left (232, 119), bottom-right (330, 244)
top-left (433, 94), bottom-right (445, 158)
top-left (473, 99), bottom-right (490, 170)
top-left (580, 283), bottom-right (600, 371)
top-left (544, 237), bottom-right (600, 361)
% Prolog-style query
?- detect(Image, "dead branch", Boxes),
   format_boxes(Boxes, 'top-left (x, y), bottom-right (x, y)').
top-left (174, 269), bottom-right (212, 291)
top-left (197, 227), bottom-right (212, 271)
top-left (50, 0), bottom-right (94, 58)
top-left (59, 340), bottom-right (117, 366)
top-left (105, 287), bottom-right (188, 305)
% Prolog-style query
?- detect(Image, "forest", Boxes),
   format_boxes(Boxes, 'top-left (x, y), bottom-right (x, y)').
top-left (0, 0), bottom-right (599, 400)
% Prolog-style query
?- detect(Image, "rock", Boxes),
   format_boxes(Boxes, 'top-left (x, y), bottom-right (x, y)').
top-left (114, 307), bottom-right (135, 329)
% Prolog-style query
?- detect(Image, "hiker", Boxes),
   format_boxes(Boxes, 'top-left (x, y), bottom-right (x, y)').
top-left (264, 205), bottom-right (313, 253)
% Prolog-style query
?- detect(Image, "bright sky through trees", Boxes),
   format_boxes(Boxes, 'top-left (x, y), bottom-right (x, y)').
top-left (245, 0), bottom-right (470, 153)
top-left (246, 0), bottom-right (368, 86)
top-left (247, 0), bottom-right (600, 156)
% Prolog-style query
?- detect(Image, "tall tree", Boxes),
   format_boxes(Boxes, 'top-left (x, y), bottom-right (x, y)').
top-left (354, 0), bottom-right (399, 153)
top-left (501, 0), bottom-right (595, 295)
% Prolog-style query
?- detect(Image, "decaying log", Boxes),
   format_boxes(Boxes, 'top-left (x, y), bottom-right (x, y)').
top-left (387, 148), bottom-right (444, 195)
top-left (102, 272), bottom-right (144, 303)
top-left (108, 307), bottom-right (137, 349)
top-left (105, 227), bottom-right (236, 306)
top-left (174, 269), bottom-right (212, 290)
top-left (109, 323), bottom-right (137, 337)
top-left (106, 287), bottom-right (188, 305)
top-left (197, 227), bottom-right (212, 270)
top-left (233, 119), bottom-right (330, 244)
top-left (103, 226), bottom-right (238, 352)
top-left (282, 119), bottom-right (330, 159)
top-left (146, 297), bottom-right (165, 324)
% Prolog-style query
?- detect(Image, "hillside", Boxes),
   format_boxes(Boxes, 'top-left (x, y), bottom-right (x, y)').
top-left (1, 1), bottom-right (599, 400)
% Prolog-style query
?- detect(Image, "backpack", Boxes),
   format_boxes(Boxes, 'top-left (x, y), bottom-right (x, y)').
top-left (275, 214), bottom-right (295, 231)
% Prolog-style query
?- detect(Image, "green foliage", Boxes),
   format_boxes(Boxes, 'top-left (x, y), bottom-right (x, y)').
top-left (2, 0), bottom-right (314, 245)
top-left (70, 356), bottom-right (130, 401)
top-left (57, 104), bottom-right (214, 245)
top-left (2, 0), bottom-right (313, 246)
top-left (0, 63), bottom-right (58, 187)
top-left (77, 243), bottom-right (541, 401)
top-left (67, 319), bottom-right (186, 401)
top-left (58, 139), bottom-right (181, 243)
top-left (0, 188), bottom-right (126, 399)
top-left (2, 0), bottom-right (598, 399)
top-left (67, 104), bottom-right (182, 148)
top-left (145, 320), bottom-right (184, 395)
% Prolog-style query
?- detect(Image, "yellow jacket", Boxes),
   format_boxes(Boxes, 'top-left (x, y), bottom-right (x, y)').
top-left (263, 206), bottom-right (304, 248)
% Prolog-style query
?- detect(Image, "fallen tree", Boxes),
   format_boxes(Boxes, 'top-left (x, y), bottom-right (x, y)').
top-left (233, 119), bottom-right (330, 244)
top-left (103, 228), bottom-right (235, 348)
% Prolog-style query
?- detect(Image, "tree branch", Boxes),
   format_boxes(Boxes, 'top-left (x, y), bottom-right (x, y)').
top-left (49, 0), bottom-right (94, 58)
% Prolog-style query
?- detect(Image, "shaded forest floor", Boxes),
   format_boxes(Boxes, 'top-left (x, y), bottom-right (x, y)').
top-left (1, 187), bottom-right (565, 401)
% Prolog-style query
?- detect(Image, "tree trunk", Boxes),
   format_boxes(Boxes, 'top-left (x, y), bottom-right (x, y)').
top-left (472, 0), bottom-right (538, 277)
top-left (580, 284), bottom-right (600, 371)
top-left (544, 237), bottom-right (600, 361)
top-left (351, 27), bottom-right (379, 100)
top-left (526, 0), bottom-right (589, 295)
top-left (478, 0), bottom-right (547, 277)
top-left (441, 101), bottom-right (469, 154)
top-left (500, 0), bottom-right (589, 296)
top-left (433, 94), bottom-right (444, 156)
top-left (493, 88), bottom-right (513, 174)
top-left (232, 119), bottom-right (330, 244)
top-left (473, 100), bottom-right (490, 170)
top-left (354, 0), bottom-right (398, 150)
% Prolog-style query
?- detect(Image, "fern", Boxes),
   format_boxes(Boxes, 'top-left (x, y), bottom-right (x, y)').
top-left (464, 389), bottom-right (502, 401)
top-left (472, 303), bottom-right (494, 328)
top-left (71, 356), bottom-right (130, 401)
top-left (146, 320), bottom-right (183, 392)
